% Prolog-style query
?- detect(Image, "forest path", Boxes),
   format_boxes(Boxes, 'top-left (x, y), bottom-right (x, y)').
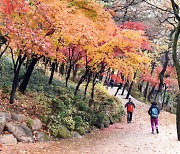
top-left (1, 87), bottom-right (179, 154)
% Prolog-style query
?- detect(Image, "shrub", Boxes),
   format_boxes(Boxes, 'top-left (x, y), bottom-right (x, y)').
top-left (73, 116), bottom-right (83, 128)
top-left (96, 112), bottom-right (106, 124)
top-left (59, 95), bottom-right (73, 106)
top-left (41, 115), bottom-right (50, 124)
top-left (84, 112), bottom-right (96, 125)
top-left (51, 99), bottom-right (67, 112)
top-left (76, 126), bottom-right (85, 135)
top-left (49, 124), bottom-right (70, 138)
top-left (62, 116), bottom-right (75, 131)
top-left (76, 101), bottom-right (89, 112)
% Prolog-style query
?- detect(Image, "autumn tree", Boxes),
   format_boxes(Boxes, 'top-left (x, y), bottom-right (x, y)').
top-left (0, 0), bottom-right (56, 103)
top-left (170, 0), bottom-right (180, 140)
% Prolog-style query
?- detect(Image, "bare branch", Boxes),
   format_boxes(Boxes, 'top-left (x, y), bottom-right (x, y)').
top-left (144, 0), bottom-right (173, 14)
top-left (170, 0), bottom-right (180, 21)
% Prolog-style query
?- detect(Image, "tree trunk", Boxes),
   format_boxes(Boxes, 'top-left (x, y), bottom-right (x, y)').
top-left (19, 57), bottom-right (38, 94)
top-left (177, 94), bottom-right (180, 140)
top-left (49, 62), bottom-right (56, 84)
top-left (104, 68), bottom-right (110, 85)
top-left (74, 69), bottom-right (89, 95)
top-left (72, 65), bottom-right (78, 81)
top-left (44, 57), bottom-right (48, 75)
top-left (0, 44), bottom-right (8, 60)
top-left (65, 65), bottom-right (68, 76)
top-left (148, 86), bottom-right (156, 102)
top-left (59, 62), bottom-right (65, 76)
top-left (84, 71), bottom-right (92, 98)
top-left (144, 62), bottom-right (155, 100)
top-left (66, 47), bottom-right (75, 86)
top-left (114, 83), bottom-right (123, 96)
top-left (65, 63), bottom-right (72, 87)
top-left (138, 81), bottom-right (144, 93)
top-left (171, 21), bottom-right (180, 140)
top-left (144, 82), bottom-right (149, 100)
top-left (126, 72), bottom-right (137, 99)
top-left (161, 86), bottom-right (167, 110)
top-left (10, 54), bottom-right (26, 104)
top-left (155, 51), bottom-right (169, 100)
top-left (55, 62), bottom-right (59, 72)
top-left (165, 95), bottom-right (170, 106)
top-left (0, 34), bottom-right (7, 48)
top-left (10, 70), bottom-right (20, 104)
top-left (125, 81), bottom-right (133, 99)
top-left (121, 82), bottom-right (128, 95)
top-left (91, 74), bottom-right (98, 100)
top-left (162, 86), bottom-right (167, 110)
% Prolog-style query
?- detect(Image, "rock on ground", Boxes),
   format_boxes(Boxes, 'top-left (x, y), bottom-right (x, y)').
top-left (0, 112), bottom-right (11, 122)
top-left (34, 132), bottom-right (50, 142)
top-left (0, 134), bottom-right (17, 145)
top-left (70, 131), bottom-right (82, 139)
top-left (27, 118), bottom-right (42, 131)
top-left (0, 114), bottom-right (6, 134)
top-left (19, 123), bottom-right (33, 137)
top-left (5, 123), bottom-right (34, 143)
top-left (11, 114), bottom-right (27, 122)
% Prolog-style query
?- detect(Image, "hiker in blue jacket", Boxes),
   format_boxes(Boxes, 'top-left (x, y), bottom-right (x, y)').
top-left (148, 102), bottom-right (160, 134)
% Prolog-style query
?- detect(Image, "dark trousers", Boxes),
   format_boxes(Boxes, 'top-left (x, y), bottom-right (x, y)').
top-left (127, 112), bottom-right (133, 122)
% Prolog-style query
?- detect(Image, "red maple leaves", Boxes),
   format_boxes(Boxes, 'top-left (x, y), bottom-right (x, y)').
top-left (0, 0), bottom-right (28, 15)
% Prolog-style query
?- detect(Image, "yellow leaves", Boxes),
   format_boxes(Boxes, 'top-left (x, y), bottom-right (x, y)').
top-left (157, 44), bottom-right (169, 51)
top-left (67, 0), bottom-right (98, 20)
top-left (82, 24), bottom-right (151, 76)
top-left (67, 0), bottom-right (109, 21)
top-left (39, 0), bottom-right (116, 48)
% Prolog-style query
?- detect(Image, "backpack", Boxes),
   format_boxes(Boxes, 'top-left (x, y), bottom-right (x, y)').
top-left (127, 104), bottom-right (134, 112)
top-left (151, 107), bottom-right (158, 118)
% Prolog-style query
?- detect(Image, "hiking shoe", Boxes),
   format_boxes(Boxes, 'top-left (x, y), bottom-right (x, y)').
top-left (156, 128), bottom-right (159, 134)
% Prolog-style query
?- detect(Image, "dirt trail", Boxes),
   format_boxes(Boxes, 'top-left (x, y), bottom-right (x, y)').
top-left (1, 87), bottom-right (180, 154)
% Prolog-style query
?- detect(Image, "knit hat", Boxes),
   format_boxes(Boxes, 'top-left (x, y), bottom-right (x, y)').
top-left (151, 102), bottom-right (157, 105)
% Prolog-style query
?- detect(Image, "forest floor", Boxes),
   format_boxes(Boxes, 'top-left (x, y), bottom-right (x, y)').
top-left (1, 87), bottom-right (180, 154)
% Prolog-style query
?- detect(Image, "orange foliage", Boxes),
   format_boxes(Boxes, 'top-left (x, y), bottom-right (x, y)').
top-left (0, 0), bottom-right (152, 80)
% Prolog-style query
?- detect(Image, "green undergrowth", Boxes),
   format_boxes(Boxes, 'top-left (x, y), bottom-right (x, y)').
top-left (0, 56), bottom-right (124, 138)
top-left (130, 83), bottom-right (149, 104)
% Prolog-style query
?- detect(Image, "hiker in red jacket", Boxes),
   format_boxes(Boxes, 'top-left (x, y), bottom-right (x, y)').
top-left (125, 98), bottom-right (135, 123)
